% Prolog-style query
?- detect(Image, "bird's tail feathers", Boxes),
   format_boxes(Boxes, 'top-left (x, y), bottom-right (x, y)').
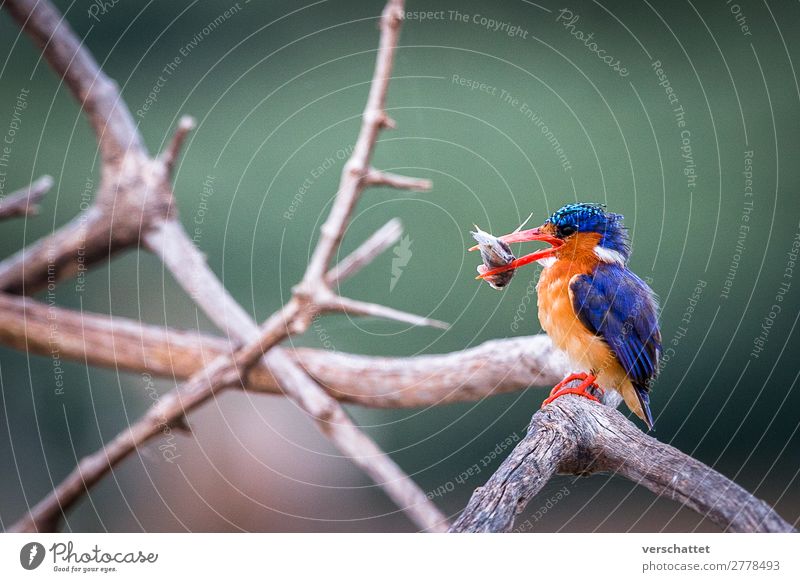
top-left (634, 385), bottom-right (655, 431)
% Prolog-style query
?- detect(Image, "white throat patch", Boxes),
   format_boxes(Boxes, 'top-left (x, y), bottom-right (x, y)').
top-left (593, 245), bottom-right (625, 266)
top-left (537, 256), bottom-right (557, 268)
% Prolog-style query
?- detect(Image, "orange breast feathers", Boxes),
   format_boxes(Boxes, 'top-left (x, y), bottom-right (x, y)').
top-left (535, 232), bottom-right (624, 379)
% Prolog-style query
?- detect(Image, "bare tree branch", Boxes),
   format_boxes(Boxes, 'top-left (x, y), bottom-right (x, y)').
top-left (0, 292), bottom-right (567, 407)
top-left (262, 350), bottom-right (447, 532)
top-left (319, 294), bottom-right (450, 330)
top-left (10, 220), bottom-right (449, 532)
top-left (298, 0), bottom-right (406, 287)
top-left (8, 220), bottom-right (451, 533)
top-left (0, 0), bottom-right (169, 295)
top-left (0, 175), bottom-right (53, 219)
top-left (450, 392), bottom-right (796, 533)
top-left (144, 219), bottom-right (259, 338)
top-left (364, 168), bottom-right (432, 191)
top-left (326, 218), bottom-right (403, 288)
top-left (5, 0), bottom-right (450, 533)
top-left (10, 355), bottom-right (239, 533)
top-left (136, 0), bottom-right (447, 532)
top-left (0, 207), bottom-right (124, 294)
top-left (6, 230), bottom-right (438, 532)
top-left (4, 0), bottom-right (144, 163)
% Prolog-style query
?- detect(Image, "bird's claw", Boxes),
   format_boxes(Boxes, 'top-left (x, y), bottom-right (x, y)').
top-left (542, 372), bottom-right (603, 407)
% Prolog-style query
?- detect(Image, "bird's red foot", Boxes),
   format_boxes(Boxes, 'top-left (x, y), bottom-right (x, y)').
top-left (541, 372), bottom-right (603, 408)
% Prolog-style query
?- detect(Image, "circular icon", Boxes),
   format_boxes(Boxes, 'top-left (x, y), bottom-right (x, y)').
top-left (19, 542), bottom-right (46, 570)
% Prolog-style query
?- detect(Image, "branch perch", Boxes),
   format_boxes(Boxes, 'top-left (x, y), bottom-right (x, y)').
top-left (450, 392), bottom-right (795, 533)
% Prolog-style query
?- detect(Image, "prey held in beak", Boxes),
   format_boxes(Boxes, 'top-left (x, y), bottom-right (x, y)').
top-left (470, 222), bottom-right (564, 288)
top-left (470, 226), bottom-right (517, 289)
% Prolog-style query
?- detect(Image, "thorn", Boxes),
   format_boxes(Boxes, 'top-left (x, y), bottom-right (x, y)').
top-left (0, 175), bottom-right (54, 220)
top-left (365, 169), bottom-right (431, 191)
top-left (380, 113), bottom-right (397, 129)
top-left (177, 115), bottom-right (196, 133)
top-left (161, 115), bottom-right (196, 173)
top-left (168, 415), bottom-right (192, 434)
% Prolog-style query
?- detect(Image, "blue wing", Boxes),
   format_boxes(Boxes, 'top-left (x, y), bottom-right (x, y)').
top-left (570, 264), bottom-right (661, 427)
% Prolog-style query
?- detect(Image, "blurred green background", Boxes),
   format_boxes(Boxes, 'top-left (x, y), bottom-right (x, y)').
top-left (1, 0), bottom-right (798, 532)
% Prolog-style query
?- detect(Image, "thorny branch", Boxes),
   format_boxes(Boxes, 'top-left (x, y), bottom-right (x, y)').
top-left (4, 0), bottom-right (448, 533)
top-left (0, 0), bottom-right (793, 535)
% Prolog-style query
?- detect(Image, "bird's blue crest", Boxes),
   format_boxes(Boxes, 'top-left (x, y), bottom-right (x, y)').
top-left (546, 203), bottom-right (630, 259)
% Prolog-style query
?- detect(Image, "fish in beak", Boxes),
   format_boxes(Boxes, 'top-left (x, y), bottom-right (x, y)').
top-left (470, 224), bottom-right (563, 283)
top-left (470, 226), bottom-right (517, 289)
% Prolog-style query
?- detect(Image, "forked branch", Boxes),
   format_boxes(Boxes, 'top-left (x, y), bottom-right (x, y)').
top-left (4, 0), bottom-right (449, 534)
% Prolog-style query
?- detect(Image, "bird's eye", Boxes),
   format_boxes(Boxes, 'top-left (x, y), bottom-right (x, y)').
top-left (558, 224), bottom-right (577, 237)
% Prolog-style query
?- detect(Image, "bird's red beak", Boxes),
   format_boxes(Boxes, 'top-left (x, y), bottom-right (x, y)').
top-left (470, 227), bottom-right (563, 280)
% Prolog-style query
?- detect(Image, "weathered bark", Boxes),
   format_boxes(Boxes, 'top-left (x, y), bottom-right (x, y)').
top-left (451, 394), bottom-right (795, 533)
top-left (0, 293), bottom-right (567, 407)
top-left (3, 0), bottom-right (450, 534)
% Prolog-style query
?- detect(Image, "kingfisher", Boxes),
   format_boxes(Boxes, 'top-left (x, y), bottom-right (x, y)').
top-left (474, 203), bottom-right (661, 429)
